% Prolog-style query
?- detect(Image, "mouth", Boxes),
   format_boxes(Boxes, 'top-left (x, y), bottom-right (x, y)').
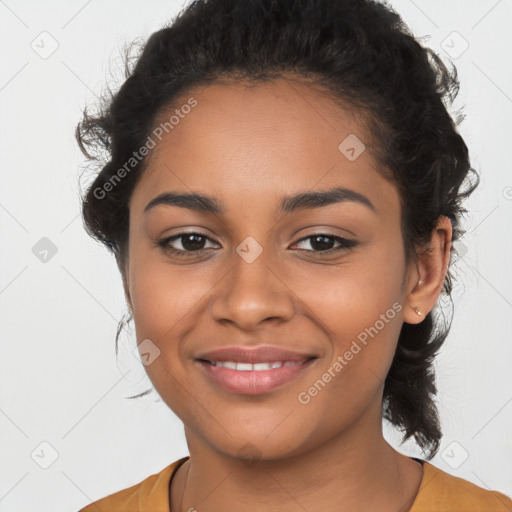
top-left (194, 346), bottom-right (318, 395)
top-left (200, 360), bottom-right (308, 370)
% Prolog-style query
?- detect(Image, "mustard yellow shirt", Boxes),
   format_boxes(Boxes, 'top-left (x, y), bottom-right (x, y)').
top-left (77, 456), bottom-right (512, 511)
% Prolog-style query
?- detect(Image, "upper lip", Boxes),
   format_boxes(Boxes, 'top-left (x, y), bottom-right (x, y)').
top-left (195, 345), bottom-right (317, 364)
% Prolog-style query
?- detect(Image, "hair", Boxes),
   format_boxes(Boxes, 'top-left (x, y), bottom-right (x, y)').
top-left (76, 0), bottom-right (479, 459)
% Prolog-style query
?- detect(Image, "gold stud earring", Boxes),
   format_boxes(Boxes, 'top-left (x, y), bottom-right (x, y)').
top-left (413, 307), bottom-right (422, 316)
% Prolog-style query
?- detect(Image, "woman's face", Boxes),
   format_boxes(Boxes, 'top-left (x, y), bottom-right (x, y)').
top-left (124, 78), bottom-right (421, 460)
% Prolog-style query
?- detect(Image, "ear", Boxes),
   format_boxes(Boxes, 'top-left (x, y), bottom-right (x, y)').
top-left (403, 215), bottom-right (452, 324)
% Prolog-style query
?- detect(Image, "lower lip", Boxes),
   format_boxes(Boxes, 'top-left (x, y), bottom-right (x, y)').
top-left (196, 359), bottom-right (316, 395)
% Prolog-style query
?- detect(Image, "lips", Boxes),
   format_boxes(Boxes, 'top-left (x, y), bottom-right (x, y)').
top-left (195, 345), bottom-right (317, 364)
top-left (194, 345), bottom-right (318, 395)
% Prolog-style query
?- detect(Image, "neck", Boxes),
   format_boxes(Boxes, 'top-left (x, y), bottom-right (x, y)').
top-left (170, 401), bottom-right (423, 512)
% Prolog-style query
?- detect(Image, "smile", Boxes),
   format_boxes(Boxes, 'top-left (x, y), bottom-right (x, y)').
top-left (196, 357), bottom-right (317, 395)
top-left (205, 360), bottom-right (303, 370)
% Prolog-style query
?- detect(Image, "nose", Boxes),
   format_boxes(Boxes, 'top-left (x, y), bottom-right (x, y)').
top-left (209, 247), bottom-right (295, 331)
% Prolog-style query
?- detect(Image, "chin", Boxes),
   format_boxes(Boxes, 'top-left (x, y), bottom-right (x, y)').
top-left (200, 418), bottom-right (324, 464)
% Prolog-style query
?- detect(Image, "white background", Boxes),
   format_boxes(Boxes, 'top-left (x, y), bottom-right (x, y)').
top-left (0, 0), bottom-right (511, 510)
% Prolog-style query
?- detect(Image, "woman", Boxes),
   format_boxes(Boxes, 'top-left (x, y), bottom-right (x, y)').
top-left (75, 0), bottom-right (512, 510)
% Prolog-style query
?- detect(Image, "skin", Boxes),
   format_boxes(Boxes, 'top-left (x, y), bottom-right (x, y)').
top-left (122, 76), bottom-right (452, 512)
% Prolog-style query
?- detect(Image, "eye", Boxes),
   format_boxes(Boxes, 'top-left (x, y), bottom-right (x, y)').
top-left (157, 232), bottom-right (219, 257)
top-left (292, 233), bottom-right (358, 253)
top-left (156, 231), bottom-right (358, 259)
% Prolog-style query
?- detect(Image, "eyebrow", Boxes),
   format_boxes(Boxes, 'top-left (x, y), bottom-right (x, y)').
top-left (143, 186), bottom-right (376, 215)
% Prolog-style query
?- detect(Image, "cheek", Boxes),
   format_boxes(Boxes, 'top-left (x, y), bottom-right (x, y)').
top-left (293, 279), bottom-right (404, 441)
top-left (307, 283), bottom-right (403, 396)
top-left (129, 255), bottom-right (211, 342)
top-left (127, 257), bottom-right (210, 415)
top-left (293, 254), bottom-right (404, 338)
top-left (291, 249), bottom-right (405, 385)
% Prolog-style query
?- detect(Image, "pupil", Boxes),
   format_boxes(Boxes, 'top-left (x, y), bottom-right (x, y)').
top-left (183, 234), bottom-right (205, 251)
top-left (311, 235), bottom-right (333, 251)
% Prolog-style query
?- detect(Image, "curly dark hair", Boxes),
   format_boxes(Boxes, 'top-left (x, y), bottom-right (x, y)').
top-left (76, 0), bottom-right (479, 459)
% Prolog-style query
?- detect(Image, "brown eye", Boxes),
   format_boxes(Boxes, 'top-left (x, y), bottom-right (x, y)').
top-left (293, 233), bottom-right (358, 253)
top-left (178, 233), bottom-right (207, 251)
top-left (157, 232), bottom-right (219, 257)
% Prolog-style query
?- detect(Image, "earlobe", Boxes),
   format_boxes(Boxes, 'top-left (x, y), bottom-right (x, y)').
top-left (405, 280), bottom-right (426, 324)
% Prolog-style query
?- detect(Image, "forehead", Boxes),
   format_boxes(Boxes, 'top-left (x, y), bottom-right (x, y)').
top-left (130, 77), bottom-right (399, 217)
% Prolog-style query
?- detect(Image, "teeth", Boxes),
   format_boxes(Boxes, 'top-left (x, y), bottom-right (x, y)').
top-left (210, 361), bottom-right (302, 370)
top-left (236, 362), bottom-right (254, 371)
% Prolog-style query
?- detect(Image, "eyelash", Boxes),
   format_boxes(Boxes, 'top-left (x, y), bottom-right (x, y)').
top-left (156, 231), bottom-right (358, 258)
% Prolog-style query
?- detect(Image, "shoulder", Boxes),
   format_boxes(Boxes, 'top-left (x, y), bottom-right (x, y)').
top-left (411, 461), bottom-right (512, 512)
top-left (76, 456), bottom-right (188, 512)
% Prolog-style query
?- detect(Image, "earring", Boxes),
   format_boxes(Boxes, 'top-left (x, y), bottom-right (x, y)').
top-left (413, 307), bottom-right (422, 316)
top-left (418, 279), bottom-right (423, 286)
